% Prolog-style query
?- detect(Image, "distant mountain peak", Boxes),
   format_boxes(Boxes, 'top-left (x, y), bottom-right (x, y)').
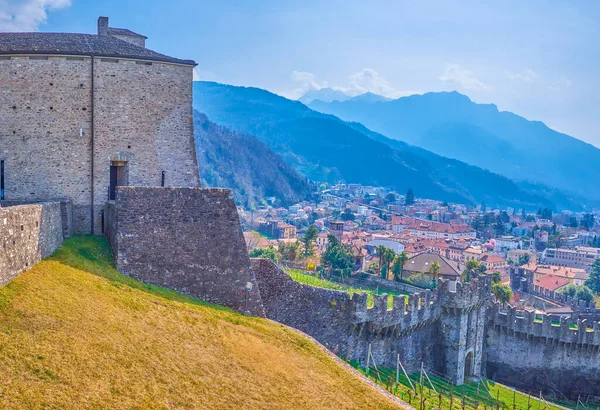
top-left (347, 92), bottom-right (391, 103)
top-left (298, 88), bottom-right (352, 104)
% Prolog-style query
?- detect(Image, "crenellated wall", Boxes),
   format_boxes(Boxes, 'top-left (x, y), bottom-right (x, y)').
top-left (0, 201), bottom-right (69, 284)
top-left (252, 258), bottom-right (492, 380)
top-left (529, 284), bottom-right (598, 319)
top-left (486, 303), bottom-right (600, 399)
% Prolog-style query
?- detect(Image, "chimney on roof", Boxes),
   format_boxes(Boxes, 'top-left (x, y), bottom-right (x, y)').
top-left (98, 16), bottom-right (109, 36)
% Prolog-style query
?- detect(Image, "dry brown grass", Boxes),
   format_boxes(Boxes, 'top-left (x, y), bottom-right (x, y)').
top-left (0, 237), bottom-right (402, 409)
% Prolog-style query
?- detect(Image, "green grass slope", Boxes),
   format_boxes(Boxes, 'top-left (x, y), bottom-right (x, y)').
top-left (0, 237), bottom-right (403, 409)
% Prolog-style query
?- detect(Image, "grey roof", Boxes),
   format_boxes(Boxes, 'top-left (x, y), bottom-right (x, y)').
top-left (404, 252), bottom-right (460, 277)
top-left (107, 27), bottom-right (147, 39)
top-left (0, 32), bottom-right (195, 66)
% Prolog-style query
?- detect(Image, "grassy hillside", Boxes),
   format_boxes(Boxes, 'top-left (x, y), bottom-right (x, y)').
top-left (0, 237), bottom-right (403, 409)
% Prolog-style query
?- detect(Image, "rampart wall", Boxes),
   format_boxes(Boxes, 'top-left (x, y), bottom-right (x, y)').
top-left (105, 186), bottom-right (264, 316)
top-left (342, 273), bottom-right (425, 295)
top-left (486, 303), bottom-right (600, 400)
top-left (0, 201), bottom-right (69, 284)
top-left (529, 284), bottom-right (599, 318)
top-left (252, 259), bottom-right (491, 378)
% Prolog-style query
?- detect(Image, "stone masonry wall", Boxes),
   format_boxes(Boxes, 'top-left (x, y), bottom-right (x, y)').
top-left (106, 187), bottom-right (263, 316)
top-left (92, 58), bottom-right (199, 234)
top-left (0, 55), bottom-right (198, 234)
top-left (0, 56), bottom-right (92, 233)
top-left (485, 304), bottom-right (600, 400)
top-left (0, 201), bottom-right (66, 284)
top-left (252, 258), bottom-right (447, 375)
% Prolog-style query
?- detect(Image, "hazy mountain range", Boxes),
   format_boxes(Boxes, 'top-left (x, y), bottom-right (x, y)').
top-left (194, 111), bottom-right (313, 207)
top-left (193, 81), bottom-right (583, 210)
top-left (299, 87), bottom-right (392, 105)
top-left (308, 91), bottom-right (600, 202)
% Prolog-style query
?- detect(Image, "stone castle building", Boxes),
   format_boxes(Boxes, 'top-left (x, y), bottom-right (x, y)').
top-left (0, 17), bottom-right (199, 234)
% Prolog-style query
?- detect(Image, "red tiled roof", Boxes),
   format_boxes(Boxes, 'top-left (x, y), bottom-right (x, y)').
top-left (480, 255), bottom-right (506, 263)
top-left (534, 274), bottom-right (569, 291)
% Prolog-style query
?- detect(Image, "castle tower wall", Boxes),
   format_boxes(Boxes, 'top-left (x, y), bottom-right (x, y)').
top-left (0, 56), bottom-right (93, 233)
top-left (92, 57), bottom-right (199, 233)
top-left (0, 55), bottom-right (199, 234)
top-left (438, 277), bottom-right (491, 385)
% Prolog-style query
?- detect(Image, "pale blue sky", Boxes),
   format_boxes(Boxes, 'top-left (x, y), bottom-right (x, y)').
top-left (2, 0), bottom-right (599, 145)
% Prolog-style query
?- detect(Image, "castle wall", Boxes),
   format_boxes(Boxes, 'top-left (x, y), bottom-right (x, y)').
top-left (0, 55), bottom-right (198, 235)
top-left (486, 304), bottom-right (600, 399)
top-left (0, 201), bottom-right (67, 284)
top-left (106, 186), bottom-right (263, 316)
top-left (251, 258), bottom-right (357, 352)
top-left (0, 56), bottom-right (93, 233)
top-left (252, 258), bottom-right (446, 375)
top-left (92, 58), bottom-right (199, 234)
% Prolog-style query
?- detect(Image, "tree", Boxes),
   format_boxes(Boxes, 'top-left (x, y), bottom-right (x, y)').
top-left (249, 245), bottom-right (277, 262)
top-left (376, 245), bottom-right (387, 273)
top-left (540, 208), bottom-right (553, 220)
top-left (462, 260), bottom-right (481, 282)
top-left (491, 271), bottom-right (502, 284)
top-left (301, 225), bottom-right (319, 258)
top-left (582, 214), bottom-right (595, 231)
top-left (481, 201), bottom-right (486, 213)
top-left (576, 286), bottom-right (594, 303)
top-left (321, 235), bottom-right (354, 277)
top-left (498, 211), bottom-right (510, 224)
top-left (394, 251), bottom-right (409, 281)
top-left (405, 188), bottom-right (415, 205)
top-left (341, 208), bottom-right (355, 221)
top-left (366, 262), bottom-right (379, 275)
top-left (376, 245), bottom-right (395, 279)
top-left (428, 261), bottom-right (441, 283)
top-left (492, 283), bottom-right (513, 305)
top-left (382, 247), bottom-right (396, 279)
top-left (559, 284), bottom-right (594, 303)
top-left (392, 257), bottom-right (403, 281)
top-left (569, 216), bottom-right (579, 228)
top-left (278, 242), bottom-right (299, 261)
top-left (585, 258), bottom-right (600, 294)
top-left (517, 254), bottom-right (530, 266)
top-left (385, 192), bottom-right (397, 204)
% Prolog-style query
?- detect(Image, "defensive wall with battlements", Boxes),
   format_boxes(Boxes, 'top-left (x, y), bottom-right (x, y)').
top-left (252, 258), bottom-right (491, 384)
top-left (485, 303), bottom-right (600, 400)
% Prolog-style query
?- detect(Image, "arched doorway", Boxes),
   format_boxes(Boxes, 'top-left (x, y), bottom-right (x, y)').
top-left (464, 351), bottom-right (474, 381)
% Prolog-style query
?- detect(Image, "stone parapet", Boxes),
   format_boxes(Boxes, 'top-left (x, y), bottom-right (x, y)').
top-left (351, 288), bottom-right (441, 330)
top-left (530, 284), bottom-right (597, 311)
top-left (438, 274), bottom-right (492, 310)
top-left (491, 303), bottom-right (600, 346)
top-left (0, 200), bottom-right (69, 284)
